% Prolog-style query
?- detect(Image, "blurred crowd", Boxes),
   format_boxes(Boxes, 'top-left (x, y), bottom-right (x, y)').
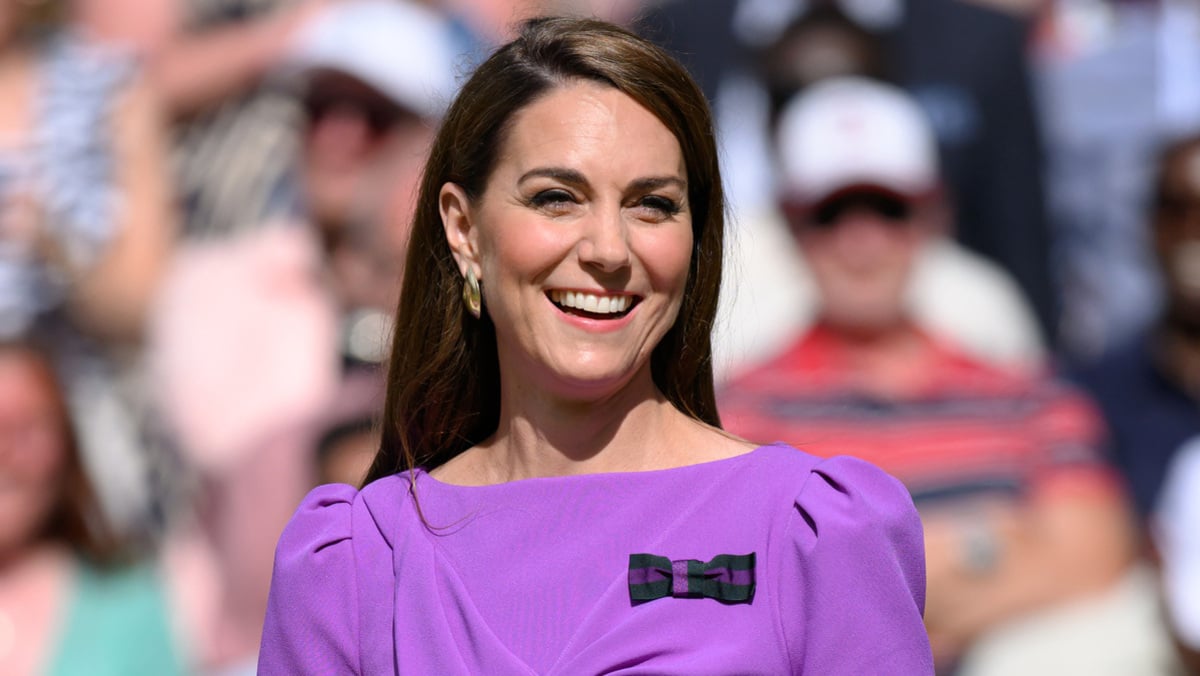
top-left (2, 0), bottom-right (1200, 673)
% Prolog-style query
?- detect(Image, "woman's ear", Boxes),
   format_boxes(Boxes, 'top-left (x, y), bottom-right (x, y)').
top-left (440, 182), bottom-right (481, 279)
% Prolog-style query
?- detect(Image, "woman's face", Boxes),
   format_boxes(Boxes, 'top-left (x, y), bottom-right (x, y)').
top-left (442, 81), bottom-right (694, 402)
top-left (0, 352), bottom-right (67, 556)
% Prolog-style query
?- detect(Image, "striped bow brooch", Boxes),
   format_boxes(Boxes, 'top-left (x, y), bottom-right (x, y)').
top-left (627, 553), bottom-right (756, 604)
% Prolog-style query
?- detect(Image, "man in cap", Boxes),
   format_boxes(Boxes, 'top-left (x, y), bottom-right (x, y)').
top-left (719, 77), bottom-right (1141, 672)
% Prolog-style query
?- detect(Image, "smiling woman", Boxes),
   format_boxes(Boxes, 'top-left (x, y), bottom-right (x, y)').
top-left (259, 16), bottom-right (934, 675)
top-left (369, 17), bottom-right (731, 477)
top-left (437, 81), bottom-right (695, 413)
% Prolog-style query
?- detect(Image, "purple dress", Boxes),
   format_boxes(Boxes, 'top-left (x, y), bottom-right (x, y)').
top-left (259, 443), bottom-right (933, 674)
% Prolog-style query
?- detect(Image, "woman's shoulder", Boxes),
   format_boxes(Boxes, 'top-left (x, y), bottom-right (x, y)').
top-left (261, 476), bottom-right (418, 673)
top-left (268, 475), bottom-right (425, 595)
top-left (740, 443), bottom-right (908, 496)
top-left (275, 475), bottom-right (417, 558)
top-left (741, 444), bottom-right (920, 549)
top-left (762, 448), bottom-right (933, 673)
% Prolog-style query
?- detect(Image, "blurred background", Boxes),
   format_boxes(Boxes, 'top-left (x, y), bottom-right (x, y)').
top-left (2, 0), bottom-right (1200, 673)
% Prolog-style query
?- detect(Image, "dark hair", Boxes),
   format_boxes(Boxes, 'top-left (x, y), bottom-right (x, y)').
top-left (14, 0), bottom-right (67, 40)
top-left (0, 341), bottom-right (124, 565)
top-left (1153, 134), bottom-right (1200, 214)
top-left (757, 5), bottom-right (887, 127)
top-left (365, 16), bottom-right (726, 481)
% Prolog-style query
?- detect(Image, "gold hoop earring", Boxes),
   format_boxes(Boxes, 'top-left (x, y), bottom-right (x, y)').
top-left (462, 268), bottom-right (482, 319)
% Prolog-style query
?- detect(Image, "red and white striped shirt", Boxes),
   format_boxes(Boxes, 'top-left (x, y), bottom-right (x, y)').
top-left (718, 324), bottom-right (1118, 505)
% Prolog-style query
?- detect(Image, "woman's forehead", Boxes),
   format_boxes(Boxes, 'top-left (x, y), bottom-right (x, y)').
top-left (491, 82), bottom-right (686, 181)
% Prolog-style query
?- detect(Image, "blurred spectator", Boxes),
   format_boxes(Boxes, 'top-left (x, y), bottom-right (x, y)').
top-left (1034, 0), bottom-right (1200, 359)
top-left (0, 338), bottom-right (319, 674)
top-left (281, 0), bottom-right (453, 277)
top-left (1155, 437), bottom-right (1200, 672)
top-left (0, 0), bottom-right (176, 532)
top-left (718, 78), bottom-right (1158, 673)
top-left (888, 0), bottom-right (1055, 344)
top-left (279, 0), bottom-right (456, 485)
top-left (150, 225), bottom-right (338, 672)
top-left (706, 5), bottom-right (1043, 379)
top-left (0, 341), bottom-right (185, 674)
top-left (1072, 135), bottom-right (1200, 522)
top-left (146, 1), bottom-right (454, 668)
top-left (74, 0), bottom-right (342, 237)
top-left (645, 0), bottom-right (1057, 345)
top-left (754, 2), bottom-right (888, 124)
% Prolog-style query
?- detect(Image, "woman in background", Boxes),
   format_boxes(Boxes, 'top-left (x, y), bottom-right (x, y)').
top-left (260, 17), bottom-right (933, 674)
top-left (0, 341), bottom-right (183, 675)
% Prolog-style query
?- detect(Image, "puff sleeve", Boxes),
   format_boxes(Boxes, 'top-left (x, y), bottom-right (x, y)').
top-left (786, 456), bottom-right (934, 674)
top-left (259, 484), bottom-right (361, 675)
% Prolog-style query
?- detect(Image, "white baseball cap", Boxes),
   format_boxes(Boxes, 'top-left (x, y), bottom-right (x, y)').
top-left (776, 76), bottom-right (939, 206)
top-left (283, 0), bottom-right (457, 120)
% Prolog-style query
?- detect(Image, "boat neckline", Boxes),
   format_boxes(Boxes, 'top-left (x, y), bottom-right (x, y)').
top-left (414, 442), bottom-right (790, 491)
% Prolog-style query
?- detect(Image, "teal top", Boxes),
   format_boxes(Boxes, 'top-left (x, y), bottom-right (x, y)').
top-left (47, 561), bottom-right (185, 676)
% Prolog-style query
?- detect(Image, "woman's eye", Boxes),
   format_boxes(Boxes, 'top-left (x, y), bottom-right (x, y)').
top-left (635, 195), bottom-right (681, 220)
top-left (529, 189), bottom-right (576, 211)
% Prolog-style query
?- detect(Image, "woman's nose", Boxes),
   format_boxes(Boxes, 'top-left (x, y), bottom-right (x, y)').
top-left (577, 209), bottom-right (631, 272)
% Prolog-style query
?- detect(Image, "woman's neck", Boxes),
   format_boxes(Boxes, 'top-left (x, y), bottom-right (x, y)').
top-left (438, 367), bottom-right (728, 485)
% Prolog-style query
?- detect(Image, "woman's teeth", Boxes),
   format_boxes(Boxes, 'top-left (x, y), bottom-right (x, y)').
top-left (550, 290), bottom-right (631, 314)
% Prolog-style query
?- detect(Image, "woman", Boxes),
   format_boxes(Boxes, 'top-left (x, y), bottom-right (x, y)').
top-left (260, 16), bottom-right (932, 674)
top-left (0, 342), bottom-right (184, 675)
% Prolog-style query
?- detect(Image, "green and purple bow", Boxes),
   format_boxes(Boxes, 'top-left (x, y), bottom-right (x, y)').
top-left (627, 553), bottom-right (756, 604)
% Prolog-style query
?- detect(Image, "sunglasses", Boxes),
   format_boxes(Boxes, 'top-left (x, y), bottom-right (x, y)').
top-left (302, 89), bottom-right (408, 138)
top-left (802, 191), bottom-right (914, 229)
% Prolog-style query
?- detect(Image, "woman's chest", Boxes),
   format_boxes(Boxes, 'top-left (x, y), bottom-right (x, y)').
top-left (384, 493), bottom-right (793, 675)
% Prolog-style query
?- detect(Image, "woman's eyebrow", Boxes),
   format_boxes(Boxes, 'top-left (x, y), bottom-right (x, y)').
top-left (628, 176), bottom-right (687, 193)
top-left (518, 167), bottom-right (588, 187)
top-left (516, 170), bottom-right (687, 195)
